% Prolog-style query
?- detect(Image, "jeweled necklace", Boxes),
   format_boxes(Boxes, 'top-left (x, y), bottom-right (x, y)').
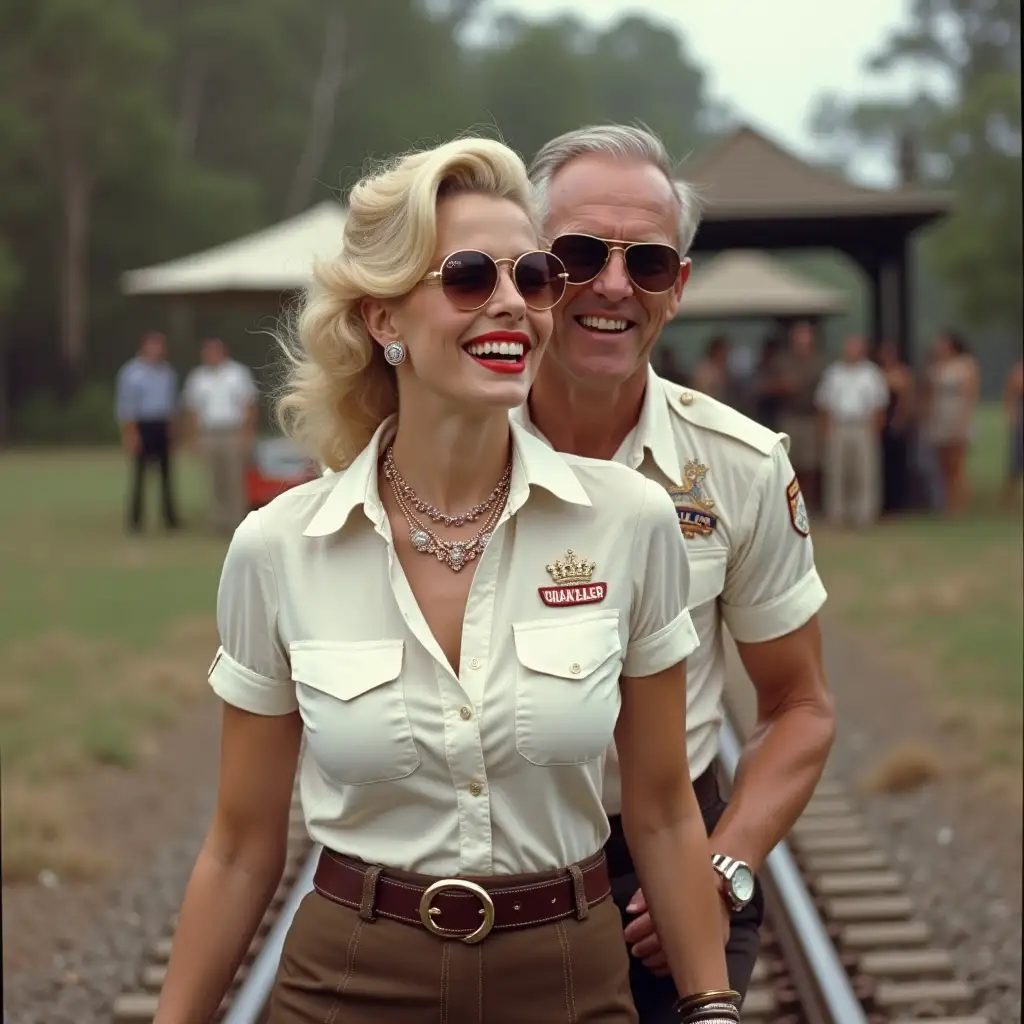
top-left (383, 445), bottom-right (511, 573)
top-left (383, 445), bottom-right (511, 527)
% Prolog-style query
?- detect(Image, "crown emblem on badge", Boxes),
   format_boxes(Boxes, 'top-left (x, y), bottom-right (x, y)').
top-left (545, 549), bottom-right (596, 586)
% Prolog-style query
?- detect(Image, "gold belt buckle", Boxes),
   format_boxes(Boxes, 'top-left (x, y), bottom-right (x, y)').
top-left (419, 878), bottom-right (496, 944)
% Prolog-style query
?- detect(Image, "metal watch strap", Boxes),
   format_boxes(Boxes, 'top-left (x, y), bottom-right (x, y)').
top-left (711, 853), bottom-right (752, 912)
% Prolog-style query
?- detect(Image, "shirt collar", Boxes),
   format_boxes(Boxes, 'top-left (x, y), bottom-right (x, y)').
top-left (615, 366), bottom-right (683, 485)
top-left (511, 364), bottom-right (683, 485)
top-left (303, 416), bottom-right (590, 538)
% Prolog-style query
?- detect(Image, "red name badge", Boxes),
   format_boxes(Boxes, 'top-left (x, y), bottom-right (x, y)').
top-left (538, 582), bottom-right (608, 607)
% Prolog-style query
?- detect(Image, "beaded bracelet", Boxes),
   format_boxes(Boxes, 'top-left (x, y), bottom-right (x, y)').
top-left (678, 1009), bottom-right (740, 1024)
top-left (678, 1008), bottom-right (740, 1024)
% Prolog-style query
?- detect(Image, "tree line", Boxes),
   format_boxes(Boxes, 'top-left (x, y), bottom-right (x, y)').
top-left (812, 0), bottom-right (1021, 340)
top-left (0, 0), bottom-right (1018, 440)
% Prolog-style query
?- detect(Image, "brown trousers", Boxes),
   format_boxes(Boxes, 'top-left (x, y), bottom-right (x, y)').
top-left (266, 861), bottom-right (636, 1024)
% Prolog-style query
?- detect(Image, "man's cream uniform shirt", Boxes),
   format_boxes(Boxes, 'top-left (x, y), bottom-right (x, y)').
top-left (182, 358), bottom-right (257, 430)
top-left (512, 367), bottom-right (828, 815)
top-left (208, 416), bottom-right (699, 876)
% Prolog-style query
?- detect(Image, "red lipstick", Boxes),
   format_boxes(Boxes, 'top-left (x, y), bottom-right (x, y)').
top-left (462, 331), bottom-right (533, 375)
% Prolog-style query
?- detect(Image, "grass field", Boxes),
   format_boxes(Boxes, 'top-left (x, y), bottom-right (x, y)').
top-left (812, 403), bottom-right (1024, 774)
top-left (1, 406), bottom-right (1020, 878)
top-left (0, 450), bottom-right (228, 879)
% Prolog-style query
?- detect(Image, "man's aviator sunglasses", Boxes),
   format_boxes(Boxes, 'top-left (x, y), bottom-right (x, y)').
top-left (422, 249), bottom-right (568, 312)
top-left (550, 233), bottom-right (688, 294)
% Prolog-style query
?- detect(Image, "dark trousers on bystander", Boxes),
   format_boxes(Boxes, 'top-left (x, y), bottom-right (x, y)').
top-left (128, 419), bottom-right (179, 531)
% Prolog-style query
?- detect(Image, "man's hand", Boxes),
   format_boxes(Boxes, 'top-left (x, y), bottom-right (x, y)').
top-left (621, 886), bottom-right (730, 976)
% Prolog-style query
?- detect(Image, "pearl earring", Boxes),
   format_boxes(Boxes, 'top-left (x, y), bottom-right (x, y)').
top-left (383, 341), bottom-right (406, 366)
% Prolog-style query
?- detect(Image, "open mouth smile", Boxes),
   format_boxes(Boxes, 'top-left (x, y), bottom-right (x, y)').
top-left (574, 314), bottom-right (637, 336)
top-left (462, 332), bottom-right (532, 375)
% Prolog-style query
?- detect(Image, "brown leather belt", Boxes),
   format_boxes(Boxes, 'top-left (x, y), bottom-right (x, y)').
top-left (313, 848), bottom-right (611, 944)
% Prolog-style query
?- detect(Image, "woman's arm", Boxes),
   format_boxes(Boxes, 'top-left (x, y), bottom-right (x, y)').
top-left (153, 704), bottom-right (303, 1023)
top-left (616, 662), bottom-right (729, 998)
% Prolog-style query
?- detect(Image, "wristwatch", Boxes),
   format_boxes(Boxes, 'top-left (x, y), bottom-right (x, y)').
top-left (711, 854), bottom-right (756, 912)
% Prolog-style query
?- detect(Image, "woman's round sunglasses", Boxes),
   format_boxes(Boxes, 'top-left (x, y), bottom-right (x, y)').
top-left (422, 249), bottom-right (568, 312)
top-left (550, 233), bottom-right (685, 294)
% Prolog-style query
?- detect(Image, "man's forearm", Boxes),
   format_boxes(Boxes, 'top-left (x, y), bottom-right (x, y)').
top-left (709, 697), bottom-right (834, 871)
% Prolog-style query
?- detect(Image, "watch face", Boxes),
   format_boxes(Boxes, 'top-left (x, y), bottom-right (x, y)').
top-left (731, 866), bottom-right (755, 903)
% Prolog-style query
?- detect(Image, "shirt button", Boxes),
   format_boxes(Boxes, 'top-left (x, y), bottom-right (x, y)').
top-left (460, 706), bottom-right (473, 721)
top-left (469, 782), bottom-right (483, 796)
top-left (570, 662), bottom-right (581, 675)
top-left (469, 657), bottom-right (481, 670)
top-left (680, 391), bottom-right (695, 406)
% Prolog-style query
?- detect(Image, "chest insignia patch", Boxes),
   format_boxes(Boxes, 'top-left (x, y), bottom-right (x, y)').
top-left (666, 460), bottom-right (719, 539)
top-left (786, 475), bottom-right (811, 537)
top-left (539, 549), bottom-right (607, 607)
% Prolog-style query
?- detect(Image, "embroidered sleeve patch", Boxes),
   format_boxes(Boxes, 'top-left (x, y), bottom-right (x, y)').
top-left (786, 476), bottom-right (810, 537)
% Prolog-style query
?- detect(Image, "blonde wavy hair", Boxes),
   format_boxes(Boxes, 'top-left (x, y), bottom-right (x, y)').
top-left (275, 137), bottom-right (540, 471)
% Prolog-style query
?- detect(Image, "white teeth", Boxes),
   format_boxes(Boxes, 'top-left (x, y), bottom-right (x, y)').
top-left (579, 315), bottom-right (629, 332)
top-left (465, 340), bottom-right (525, 357)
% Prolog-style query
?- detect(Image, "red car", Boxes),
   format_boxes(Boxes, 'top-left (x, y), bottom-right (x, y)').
top-left (246, 437), bottom-right (320, 510)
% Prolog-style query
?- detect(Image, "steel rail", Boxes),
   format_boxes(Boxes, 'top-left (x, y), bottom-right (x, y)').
top-left (224, 721), bottom-right (870, 1024)
top-left (717, 718), bottom-right (869, 1024)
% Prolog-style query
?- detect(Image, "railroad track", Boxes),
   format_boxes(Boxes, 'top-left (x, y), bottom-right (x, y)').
top-left (113, 722), bottom-right (990, 1024)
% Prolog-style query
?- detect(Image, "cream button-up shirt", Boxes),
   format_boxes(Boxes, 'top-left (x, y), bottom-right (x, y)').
top-left (208, 416), bottom-right (699, 876)
top-left (512, 367), bottom-right (828, 815)
top-left (182, 359), bottom-right (257, 430)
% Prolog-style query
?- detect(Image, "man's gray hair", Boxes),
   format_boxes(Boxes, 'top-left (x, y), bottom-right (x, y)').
top-left (529, 124), bottom-right (701, 255)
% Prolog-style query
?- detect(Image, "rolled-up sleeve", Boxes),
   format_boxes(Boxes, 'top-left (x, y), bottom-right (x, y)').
top-left (721, 443), bottom-right (828, 643)
top-left (208, 511), bottom-right (297, 715)
top-left (623, 479), bottom-right (700, 677)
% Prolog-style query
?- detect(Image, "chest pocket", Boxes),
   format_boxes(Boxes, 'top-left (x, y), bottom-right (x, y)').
top-left (290, 639), bottom-right (420, 786)
top-left (512, 610), bottom-right (622, 767)
top-left (686, 547), bottom-right (728, 611)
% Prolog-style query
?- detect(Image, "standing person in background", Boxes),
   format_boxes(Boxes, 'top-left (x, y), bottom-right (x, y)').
top-left (691, 334), bottom-right (731, 403)
top-left (916, 342), bottom-right (946, 511)
top-left (753, 332), bottom-right (787, 431)
top-left (777, 321), bottom-right (824, 512)
top-left (1003, 358), bottom-right (1024, 510)
top-left (815, 334), bottom-right (889, 528)
top-left (725, 344), bottom-right (758, 420)
top-left (922, 330), bottom-right (979, 516)
top-left (115, 331), bottom-right (180, 533)
top-left (183, 338), bottom-right (258, 533)
top-left (875, 340), bottom-right (916, 515)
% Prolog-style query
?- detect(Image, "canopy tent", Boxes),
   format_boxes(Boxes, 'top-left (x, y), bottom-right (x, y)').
top-left (675, 250), bottom-right (848, 321)
top-left (118, 123), bottom-right (950, 357)
top-left (120, 200), bottom-right (347, 301)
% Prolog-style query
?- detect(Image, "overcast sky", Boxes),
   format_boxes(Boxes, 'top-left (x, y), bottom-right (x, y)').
top-left (472, 0), bottom-right (953, 185)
